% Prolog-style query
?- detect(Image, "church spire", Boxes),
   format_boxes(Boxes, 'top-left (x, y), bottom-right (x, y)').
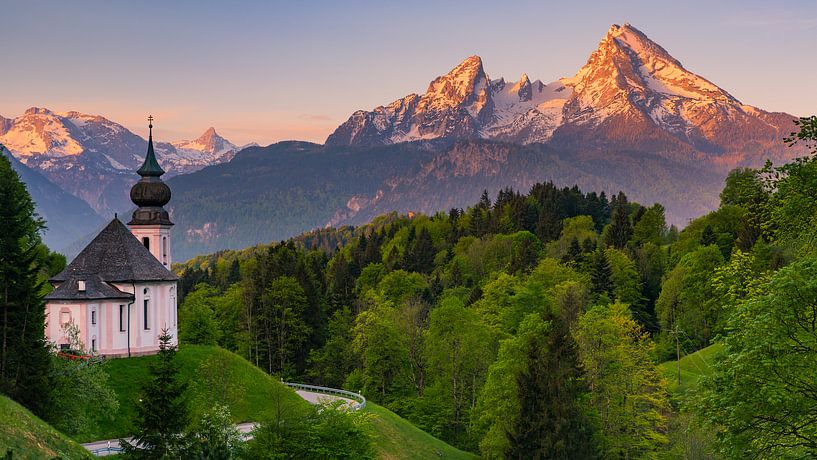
top-left (137, 115), bottom-right (165, 177)
top-left (129, 114), bottom-right (173, 227)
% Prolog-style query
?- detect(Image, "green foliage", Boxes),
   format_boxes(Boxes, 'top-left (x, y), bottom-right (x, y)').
top-left (77, 345), bottom-right (308, 443)
top-left (0, 153), bottom-right (52, 417)
top-left (123, 331), bottom-right (189, 459)
top-left (693, 258), bottom-right (817, 458)
top-left (472, 314), bottom-right (550, 458)
top-left (245, 400), bottom-right (375, 460)
top-left (656, 246), bottom-right (724, 353)
top-left (260, 276), bottom-right (310, 377)
top-left (424, 298), bottom-right (492, 446)
top-left (574, 303), bottom-right (669, 458)
top-left (506, 315), bottom-right (597, 459)
top-left (186, 405), bottom-right (245, 459)
top-left (179, 284), bottom-right (223, 346)
top-left (46, 356), bottom-right (118, 437)
top-left (0, 394), bottom-right (91, 459)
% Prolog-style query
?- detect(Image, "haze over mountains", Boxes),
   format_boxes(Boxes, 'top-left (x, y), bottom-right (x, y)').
top-left (3, 23), bottom-right (804, 260)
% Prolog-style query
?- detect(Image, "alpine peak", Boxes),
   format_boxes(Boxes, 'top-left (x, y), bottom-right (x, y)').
top-left (327, 23), bottom-right (796, 163)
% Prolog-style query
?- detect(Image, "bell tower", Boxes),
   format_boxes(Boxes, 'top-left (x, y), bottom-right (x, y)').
top-left (129, 115), bottom-right (173, 267)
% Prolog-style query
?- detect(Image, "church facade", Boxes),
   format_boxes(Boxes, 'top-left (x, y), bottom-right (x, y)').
top-left (44, 119), bottom-right (179, 357)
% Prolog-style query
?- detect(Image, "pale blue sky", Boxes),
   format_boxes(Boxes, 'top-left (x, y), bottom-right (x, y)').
top-left (3, 0), bottom-right (815, 145)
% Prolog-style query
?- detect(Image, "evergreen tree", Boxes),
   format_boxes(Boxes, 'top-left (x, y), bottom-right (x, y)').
top-left (506, 316), bottom-right (597, 459)
top-left (122, 330), bottom-right (189, 458)
top-left (0, 151), bottom-right (52, 417)
top-left (590, 250), bottom-right (614, 298)
top-left (700, 224), bottom-right (716, 246)
top-left (561, 237), bottom-right (583, 267)
top-left (412, 228), bottom-right (436, 274)
top-left (604, 192), bottom-right (632, 249)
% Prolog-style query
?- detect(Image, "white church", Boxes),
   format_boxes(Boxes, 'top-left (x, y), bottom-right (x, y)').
top-left (45, 118), bottom-right (179, 357)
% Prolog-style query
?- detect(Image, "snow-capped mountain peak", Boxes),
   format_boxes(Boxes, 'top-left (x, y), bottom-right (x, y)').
top-left (172, 127), bottom-right (236, 155)
top-left (328, 22), bottom-right (794, 162)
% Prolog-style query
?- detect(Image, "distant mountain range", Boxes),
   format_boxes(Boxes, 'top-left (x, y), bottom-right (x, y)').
top-left (0, 108), bottom-right (245, 218)
top-left (4, 23), bottom-right (805, 260)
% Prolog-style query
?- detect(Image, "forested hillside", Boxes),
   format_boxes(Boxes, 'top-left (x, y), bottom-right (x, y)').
top-left (174, 116), bottom-right (817, 458)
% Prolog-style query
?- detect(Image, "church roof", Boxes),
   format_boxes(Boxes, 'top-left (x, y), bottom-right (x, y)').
top-left (51, 218), bottom-right (178, 285)
top-left (45, 274), bottom-right (133, 301)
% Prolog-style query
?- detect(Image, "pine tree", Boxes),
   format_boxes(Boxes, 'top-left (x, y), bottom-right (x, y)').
top-left (604, 192), bottom-right (632, 249)
top-left (0, 150), bottom-right (52, 417)
top-left (562, 237), bottom-right (583, 267)
top-left (122, 330), bottom-right (189, 458)
top-left (506, 316), bottom-right (597, 459)
top-left (590, 250), bottom-right (614, 299)
top-left (412, 228), bottom-right (435, 274)
top-left (700, 224), bottom-right (716, 246)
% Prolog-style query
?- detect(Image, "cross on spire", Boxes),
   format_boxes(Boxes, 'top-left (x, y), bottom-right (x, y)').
top-left (148, 115), bottom-right (154, 138)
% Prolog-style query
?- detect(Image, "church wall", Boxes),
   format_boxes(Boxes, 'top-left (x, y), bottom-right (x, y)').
top-left (129, 225), bottom-right (173, 268)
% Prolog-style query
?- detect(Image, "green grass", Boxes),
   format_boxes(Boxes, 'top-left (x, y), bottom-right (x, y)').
top-left (364, 403), bottom-right (477, 460)
top-left (73, 345), bottom-right (476, 459)
top-left (0, 394), bottom-right (91, 460)
top-left (658, 343), bottom-right (724, 395)
top-left (77, 344), bottom-right (309, 443)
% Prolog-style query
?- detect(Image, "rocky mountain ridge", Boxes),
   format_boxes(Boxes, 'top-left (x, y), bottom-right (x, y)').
top-left (0, 107), bottom-right (243, 215)
top-left (327, 24), bottom-right (800, 169)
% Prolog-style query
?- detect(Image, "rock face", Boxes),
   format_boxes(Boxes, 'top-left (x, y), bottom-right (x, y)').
top-left (0, 109), bottom-right (242, 216)
top-left (327, 24), bottom-right (800, 168)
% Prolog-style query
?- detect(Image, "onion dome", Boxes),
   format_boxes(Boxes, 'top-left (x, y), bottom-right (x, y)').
top-left (129, 116), bottom-right (173, 226)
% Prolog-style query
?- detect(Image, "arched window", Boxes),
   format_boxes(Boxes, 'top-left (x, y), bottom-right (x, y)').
top-left (170, 287), bottom-right (177, 327)
top-left (162, 236), bottom-right (168, 265)
top-left (142, 237), bottom-right (150, 249)
top-left (143, 288), bottom-right (150, 331)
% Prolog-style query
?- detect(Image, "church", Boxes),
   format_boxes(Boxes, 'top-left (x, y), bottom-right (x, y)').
top-left (44, 118), bottom-right (179, 357)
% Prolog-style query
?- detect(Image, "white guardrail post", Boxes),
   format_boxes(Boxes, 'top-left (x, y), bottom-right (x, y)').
top-left (282, 381), bottom-right (366, 411)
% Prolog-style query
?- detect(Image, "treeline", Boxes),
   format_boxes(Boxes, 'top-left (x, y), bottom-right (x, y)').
top-left (176, 181), bottom-right (680, 456)
top-left (179, 116), bottom-right (817, 458)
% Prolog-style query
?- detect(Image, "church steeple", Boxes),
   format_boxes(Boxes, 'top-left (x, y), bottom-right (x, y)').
top-left (129, 116), bottom-right (173, 265)
top-left (137, 115), bottom-right (165, 177)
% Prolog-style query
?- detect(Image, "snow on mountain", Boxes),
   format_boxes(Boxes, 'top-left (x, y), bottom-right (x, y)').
top-left (327, 23), bottom-right (799, 167)
top-left (0, 108), bottom-right (246, 215)
top-left (160, 127), bottom-right (239, 171)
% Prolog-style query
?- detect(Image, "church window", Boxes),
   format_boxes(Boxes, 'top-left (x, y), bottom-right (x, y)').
top-left (91, 310), bottom-right (96, 325)
top-left (143, 288), bottom-right (150, 330)
top-left (91, 338), bottom-right (96, 352)
top-left (162, 237), bottom-right (168, 265)
top-left (142, 237), bottom-right (150, 249)
top-left (119, 304), bottom-right (126, 332)
top-left (60, 311), bottom-right (71, 326)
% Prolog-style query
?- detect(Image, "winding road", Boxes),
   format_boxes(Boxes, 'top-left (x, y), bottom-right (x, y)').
top-left (81, 385), bottom-right (364, 456)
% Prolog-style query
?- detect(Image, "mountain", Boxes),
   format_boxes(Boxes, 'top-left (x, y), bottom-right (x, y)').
top-left (0, 108), bottom-right (241, 216)
top-left (165, 139), bottom-right (723, 261)
top-left (327, 24), bottom-right (800, 169)
top-left (165, 23), bottom-right (804, 261)
top-left (1, 145), bottom-right (104, 251)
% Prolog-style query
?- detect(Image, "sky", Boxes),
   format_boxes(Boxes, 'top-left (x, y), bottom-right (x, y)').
top-left (3, 0), bottom-right (816, 145)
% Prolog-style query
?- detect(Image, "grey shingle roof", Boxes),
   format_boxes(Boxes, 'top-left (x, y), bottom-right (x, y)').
top-left (45, 274), bottom-right (133, 301)
top-left (51, 218), bottom-right (178, 285)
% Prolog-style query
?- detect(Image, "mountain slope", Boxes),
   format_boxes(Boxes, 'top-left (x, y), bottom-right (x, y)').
top-left (327, 24), bottom-right (800, 169)
top-left (0, 394), bottom-right (91, 459)
top-left (167, 139), bottom-right (722, 261)
top-left (0, 108), bottom-right (241, 216)
top-left (2, 145), bottom-right (104, 251)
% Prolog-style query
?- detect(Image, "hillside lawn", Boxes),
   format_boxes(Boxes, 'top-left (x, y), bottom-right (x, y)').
top-left (365, 403), bottom-right (477, 460)
top-left (77, 344), bottom-right (309, 443)
top-left (75, 344), bottom-right (473, 459)
top-left (0, 394), bottom-right (91, 460)
top-left (659, 343), bottom-right (724, 396)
